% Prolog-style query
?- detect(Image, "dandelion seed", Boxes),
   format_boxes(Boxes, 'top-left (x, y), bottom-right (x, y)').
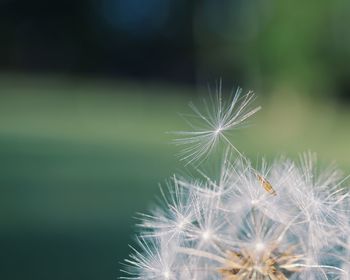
top-left (257, 174), bottom-right (277, 196)
top-left (173, 82), bottom-right (261, 165)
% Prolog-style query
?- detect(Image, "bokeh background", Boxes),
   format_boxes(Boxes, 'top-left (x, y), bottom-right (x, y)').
top-left (1, 1), bottom-right (350, 279)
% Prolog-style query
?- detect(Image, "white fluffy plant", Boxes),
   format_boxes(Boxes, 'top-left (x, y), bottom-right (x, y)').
top-left (121, 85), bottom-right (350, 280)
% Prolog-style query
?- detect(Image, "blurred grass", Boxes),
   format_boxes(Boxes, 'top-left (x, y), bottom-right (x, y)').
top-left (0, 76), bottom-right (349, 279)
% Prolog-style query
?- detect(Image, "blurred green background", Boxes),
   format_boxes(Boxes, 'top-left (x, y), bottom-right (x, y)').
top-left (1, 1), bottom-right (350, 279)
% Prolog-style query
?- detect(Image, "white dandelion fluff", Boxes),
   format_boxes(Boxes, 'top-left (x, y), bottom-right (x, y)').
top-left (173, 82), bottom-right (261, 164)
top-left (122, 85), bottom-right (350, 279)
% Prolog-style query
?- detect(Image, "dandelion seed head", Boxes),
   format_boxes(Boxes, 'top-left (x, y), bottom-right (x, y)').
top-left (122, 85), bottom-right (350, 279)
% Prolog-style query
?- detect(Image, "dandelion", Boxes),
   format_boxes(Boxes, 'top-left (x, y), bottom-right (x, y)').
top-left (122, 85), bottom-right (350, 279)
